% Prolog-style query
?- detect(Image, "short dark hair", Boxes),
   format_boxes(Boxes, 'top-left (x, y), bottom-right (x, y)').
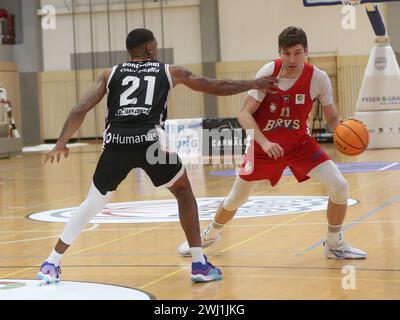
top-left (278, 27), bottom-right (308, 50)
top-left (126, 28), bottom-right (155, 52)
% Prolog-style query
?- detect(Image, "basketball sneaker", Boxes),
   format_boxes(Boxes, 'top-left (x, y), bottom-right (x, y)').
top-left (177, 225), bottom-right (222, 257)
top-left (323, 233), bottom-right (367, 259)
top-left (37, 261), bottom-right (61, 284)
top-left (191, 256), bottom-right (222, 283)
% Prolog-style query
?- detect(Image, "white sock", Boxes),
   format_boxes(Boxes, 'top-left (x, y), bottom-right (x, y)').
top-left (205, 221), bottom-right (224, 239)
top-left (327, 224), bottom-right (343, 244)
top-left (190, 247), bottom-right (206, 264)
top-left (47, 249), bottom-right (63, 267)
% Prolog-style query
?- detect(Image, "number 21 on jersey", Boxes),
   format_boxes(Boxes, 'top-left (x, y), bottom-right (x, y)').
top-left (120, 76), bottom-right (156, 107)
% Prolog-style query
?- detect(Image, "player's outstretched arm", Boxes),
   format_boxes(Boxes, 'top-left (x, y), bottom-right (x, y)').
top-left (45, 69), bottom-right (111, 163)
top-left (238, 96), bottom-right (284, 160)
top-left (169, 65), bottom-right (275, 96)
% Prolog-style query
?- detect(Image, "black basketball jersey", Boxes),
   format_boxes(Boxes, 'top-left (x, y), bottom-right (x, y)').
top-left (106, 59), bottom-right (172, 127)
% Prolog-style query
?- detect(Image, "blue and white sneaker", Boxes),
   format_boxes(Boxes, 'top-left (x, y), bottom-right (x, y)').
top-left (191, 256), bottom-right (222, 283)
top-left (37, 262), bottom-right (61, 284)
top-left (323, 235), bottom-right (367, 259)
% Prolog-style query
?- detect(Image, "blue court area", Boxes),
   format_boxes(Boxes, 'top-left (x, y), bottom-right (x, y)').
top-left (208, 161), bottom-right (400, 177)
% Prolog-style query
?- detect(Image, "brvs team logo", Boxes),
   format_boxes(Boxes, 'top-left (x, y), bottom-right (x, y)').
top-left (28, 196), bottom-right (358, 224)
top-left (269, 103), bottom-right (277, 113)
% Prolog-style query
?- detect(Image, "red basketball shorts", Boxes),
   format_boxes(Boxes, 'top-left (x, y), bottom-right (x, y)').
top-left (239, 136), bottom-right (330, 186)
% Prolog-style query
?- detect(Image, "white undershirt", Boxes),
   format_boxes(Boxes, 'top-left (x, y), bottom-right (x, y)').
top-left (248, 61), bottom-right (334, 107)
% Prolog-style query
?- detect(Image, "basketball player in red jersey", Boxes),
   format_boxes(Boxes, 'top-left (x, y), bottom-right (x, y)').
top-left (178, 26), bottom-right (367, 259)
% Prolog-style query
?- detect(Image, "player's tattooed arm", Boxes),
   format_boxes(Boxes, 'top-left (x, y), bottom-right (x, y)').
top-left (169, 65), bottom-right (275, 96)
top-left (57, 70), bottom-right (110, 146)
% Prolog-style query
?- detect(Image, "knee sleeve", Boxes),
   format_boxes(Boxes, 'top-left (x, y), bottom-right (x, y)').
top-left (222, 177), bottom-right (258, 211)
top-left (308, 160), bottom-right (349, 205)
top-left (327, 176), bottom-right (349, 205)
top-left (60, 183), bottom-right (112, 245)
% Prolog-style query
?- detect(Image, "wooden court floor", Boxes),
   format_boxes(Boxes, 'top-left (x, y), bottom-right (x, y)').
top-left (0, 143), bottom-right (399, 299)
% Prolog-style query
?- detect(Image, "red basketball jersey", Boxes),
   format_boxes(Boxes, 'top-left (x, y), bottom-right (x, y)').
top-left (252, 59), bottom-right (315, 154)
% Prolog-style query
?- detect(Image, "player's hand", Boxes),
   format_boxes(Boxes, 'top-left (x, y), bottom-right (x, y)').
top-left (261, 140), bottom-right (284, 160)
top-left (253, 76), bottom-right (278, 94)
top-left (45, 143), bottom-right (70, 163)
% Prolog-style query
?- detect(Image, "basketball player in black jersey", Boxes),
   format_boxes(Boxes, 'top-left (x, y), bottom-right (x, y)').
top-left (37, 28), bottom-right (275, 283)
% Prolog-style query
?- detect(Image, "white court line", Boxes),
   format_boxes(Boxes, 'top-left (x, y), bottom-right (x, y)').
top-left (57, 219), bottom-right (400, 230)
top-left (2, 219), bottom-right (400, 234)
top-left (379, 162), bottom-right (399, 171)
top-left (0, 224), bottom-right (99, 245)
top-left (0, 217), bottom-right (25, 219)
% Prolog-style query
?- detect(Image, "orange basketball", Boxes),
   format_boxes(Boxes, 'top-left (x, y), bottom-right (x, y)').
top-left (334, 119), bottom-right (369, 156)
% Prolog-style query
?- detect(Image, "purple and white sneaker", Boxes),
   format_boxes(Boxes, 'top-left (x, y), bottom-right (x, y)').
top-left (191, 256), bottom-right (222, 283)
top-left (37, 262), bottom-right (61, 284)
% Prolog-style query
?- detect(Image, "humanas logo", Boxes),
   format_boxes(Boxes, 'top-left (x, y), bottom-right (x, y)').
top-left (104, 131), bottom-right (158, 145)
top-left (28, 196), bottom-right (358, 224)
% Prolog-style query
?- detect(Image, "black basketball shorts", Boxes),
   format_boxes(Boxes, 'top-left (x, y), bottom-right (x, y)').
top-left (93, 126), bottom-right (184, 195)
